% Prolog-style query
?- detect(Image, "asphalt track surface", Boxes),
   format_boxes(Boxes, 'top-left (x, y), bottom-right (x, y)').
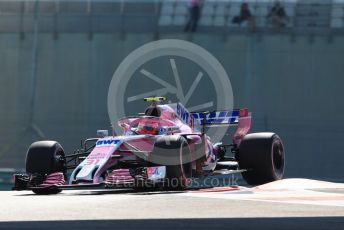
top-left (0, 179), bottom-right (343, 230)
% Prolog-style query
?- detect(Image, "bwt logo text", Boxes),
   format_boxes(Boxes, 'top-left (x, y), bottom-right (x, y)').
top-left (96, 139), bottom-right (120, 146)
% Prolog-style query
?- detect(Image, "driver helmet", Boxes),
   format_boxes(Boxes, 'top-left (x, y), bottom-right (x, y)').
top-left (136, 120), bottom-right (160, 135)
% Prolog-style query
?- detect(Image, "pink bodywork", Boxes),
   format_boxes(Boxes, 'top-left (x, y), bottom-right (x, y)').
top-left (51, 104), bottom-right (252, 187)
top-left (90, 105), bottom-right (251, 183)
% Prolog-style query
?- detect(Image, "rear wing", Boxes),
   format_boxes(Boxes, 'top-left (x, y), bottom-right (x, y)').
top-left (191, 109), bottom-right (250, 127)
top-left (172, 103), bottom-right (251, 144)
top-left (192, 108), bottom-right (252, 145)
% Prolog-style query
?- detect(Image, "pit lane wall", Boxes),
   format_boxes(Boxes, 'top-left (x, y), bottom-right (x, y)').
top-left (0, 33), bottom-right (343, 182)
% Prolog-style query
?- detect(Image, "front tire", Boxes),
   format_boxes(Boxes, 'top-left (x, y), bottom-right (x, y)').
top-left (26, 141), bottom-right (66, 194)
top-left (150, 136), bottom-right (192, 190)
top-left (237, 133), bottom-right (285, 185)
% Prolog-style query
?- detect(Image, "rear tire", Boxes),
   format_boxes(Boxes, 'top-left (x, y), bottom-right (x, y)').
top-left (26, 141), bottom-right (66, 194)
top-left (151, 136), bottom-right (192, 190)
top-left (237, 133), bottom-right (285, 185)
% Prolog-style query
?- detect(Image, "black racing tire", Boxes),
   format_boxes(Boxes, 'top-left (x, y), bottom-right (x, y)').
top-left (150, 135), bottom-right (192, 190)
top-left (236, 133), bottom-right (285, 185)
top-left (31, 186), bottom-right (62, 195)
top-left (25, 141), bottom-right (66, 194)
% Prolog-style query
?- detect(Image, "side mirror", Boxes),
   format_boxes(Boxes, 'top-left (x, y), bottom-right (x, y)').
top-left (97, 130), bottom-right (109, 138)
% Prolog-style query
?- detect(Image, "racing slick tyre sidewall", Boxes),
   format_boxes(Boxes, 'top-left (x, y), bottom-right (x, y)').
top-left (26, 141), bottom-right (66, 194)
top-left (151, 136), bottom-right (192, 190)
top-left (236, 133), bottom-right (285, 186)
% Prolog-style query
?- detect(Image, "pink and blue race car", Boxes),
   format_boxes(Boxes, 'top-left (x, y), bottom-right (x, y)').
top-left (13, 97), bottom-right (285, 194)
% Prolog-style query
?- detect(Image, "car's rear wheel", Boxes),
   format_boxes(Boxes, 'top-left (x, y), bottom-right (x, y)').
top-left (26, 141), bottom-right (66, 194)
top-left (236, 133), bottom-right (285, 185)
top-left (150, 136), bottom-right (192, 190)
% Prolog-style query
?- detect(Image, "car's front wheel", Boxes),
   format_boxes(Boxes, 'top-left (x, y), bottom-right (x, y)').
top-left (26, 141), bottom-right (66, 194)
top-left (150, 135), bottom-right (192, 190)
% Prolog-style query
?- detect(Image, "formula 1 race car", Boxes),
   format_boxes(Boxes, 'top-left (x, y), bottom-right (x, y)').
top-left (13, 97), bottom-right (285, 194)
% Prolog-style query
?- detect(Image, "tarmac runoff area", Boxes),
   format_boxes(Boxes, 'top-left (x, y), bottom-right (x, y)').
top-left (0, 178), bottom-right (344, 230)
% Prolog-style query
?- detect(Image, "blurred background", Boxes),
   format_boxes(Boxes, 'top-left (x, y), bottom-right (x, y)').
top-left (0, 0), bottom-right (343, 189)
